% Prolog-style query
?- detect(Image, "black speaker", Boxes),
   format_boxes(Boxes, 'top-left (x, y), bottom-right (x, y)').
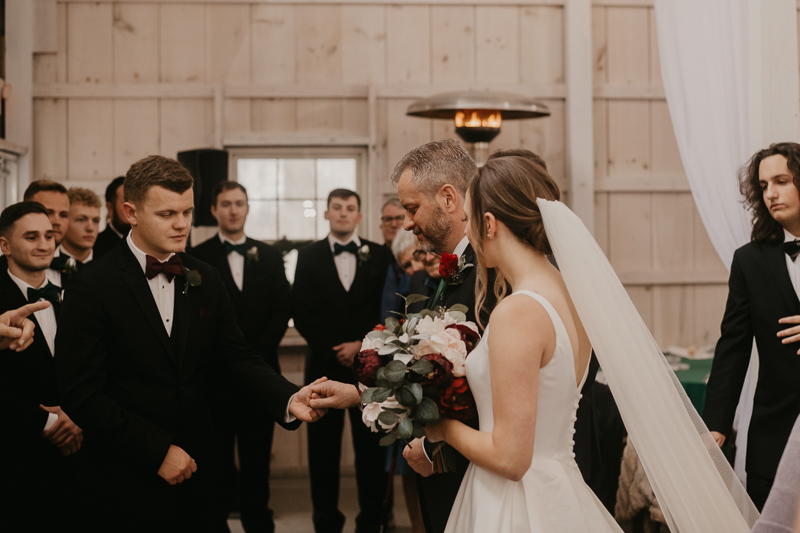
top-left (177, 148), bottom-right (229, 227)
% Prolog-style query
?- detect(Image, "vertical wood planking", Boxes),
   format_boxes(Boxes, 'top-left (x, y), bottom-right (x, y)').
top-left (252, 5), bottom-right (296, 84)
top-left (693, 206), bottom-right (726, 270)
top-left (343, 100), bottom-right (369, 134)
top-left (295, 6), bottom-right (341, 84)
top-left (207, 5), bottom-right (251, 84)
top-left (653, 286), bottom-right (694, 348)
top-left (488, 122), bottom-right (521, 153)
top-left (650, 100), bottom-right (685, 179)
top-left (607, 101), bottom-right (650, 177)
top-left (520, 7), bottom-right (565, 84)
top-left (608, 193), bottom-right (651, 271)
top-left (296, 99), bottom-right (343, 131)
top-left (68, 99), bottom-right (114, 180)
top-left (606, 6), bottom-right (649, 86)
top-left (160, 99), bottom-right (213, 160)
top-left (33, 99), bottom-right (68, 180)
top-left (224, 100), bottom-right (252, 134)
top-left (694, 285), bottom-right (727, 347)
top-left (341, 5), bottom-right (386, 84)
top-left (386, 6), bottom-right (431, 84)
top-left (68, 3), bottom-right (113, 84)
top-left (648, 7), bottom-right (662, 87)
top-left (592, 6), bottom-right (607, 87)
top-left (593, 100), bottom-right (608, 180)
top-left (594, 192), bottom-right (609, 255)
top-left (521, 100), bottom-right (566, 187)
top-left (160, 4), bottom-right (206, 83)
top-left (476, 6), bottom-right (520, 84)
top-left (652, 192), bottom-right (694, 271)
top-left (431, 6), bottom-right (475, 84)
top-left (113, 3), bottom-right (159, 83)
top-left (252, 99), bottom-right (297, 133)
top-left (385, 100), bottom-right (431, 181)
top-left (113, 99), bottom-right (160, 176)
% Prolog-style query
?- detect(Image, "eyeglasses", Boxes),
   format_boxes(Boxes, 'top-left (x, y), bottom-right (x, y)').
top-left (381, 215), bottom-right (405, 224)
top-left (412, 250), bottom-right (439, 262)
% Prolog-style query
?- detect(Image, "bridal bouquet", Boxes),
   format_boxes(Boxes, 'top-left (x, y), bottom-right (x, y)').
top-left (353, 295), bottom-right (480, 472)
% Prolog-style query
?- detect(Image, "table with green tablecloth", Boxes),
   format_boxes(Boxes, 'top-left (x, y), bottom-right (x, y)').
top-left (673, 356), bottom-right (714, 414)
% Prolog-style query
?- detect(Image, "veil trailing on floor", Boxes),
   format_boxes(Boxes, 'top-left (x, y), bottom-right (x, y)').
top-left (537, 199), bottom-right (759, 533)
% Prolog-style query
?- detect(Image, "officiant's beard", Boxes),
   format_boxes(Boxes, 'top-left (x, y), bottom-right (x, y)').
top-left (416, 203), bottom-right (453, 254)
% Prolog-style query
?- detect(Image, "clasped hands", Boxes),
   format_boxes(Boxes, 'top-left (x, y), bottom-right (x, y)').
top-left (40, 404), bottom-right (83, 456)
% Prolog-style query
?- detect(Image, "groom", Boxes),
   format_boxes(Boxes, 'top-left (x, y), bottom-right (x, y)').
top-left (56, 155), bottom-right (327, 532)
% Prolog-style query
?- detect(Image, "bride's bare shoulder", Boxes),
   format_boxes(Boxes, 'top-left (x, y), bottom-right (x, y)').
top-left (489, 293), bottom-right (555, 336)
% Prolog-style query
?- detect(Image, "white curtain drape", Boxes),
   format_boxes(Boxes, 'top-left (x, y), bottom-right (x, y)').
top-left (652, 0), bottom-right (756, 484)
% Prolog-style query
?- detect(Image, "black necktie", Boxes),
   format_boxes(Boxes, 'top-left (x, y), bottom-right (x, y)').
top-left (27, 282), bottom-right (62, 305)
top-left (785, 240), bottom-right (800, 262)
top-left (223, 241), bottom-right (249, 256)
top-left (334, 242), bottom-right (359, 256)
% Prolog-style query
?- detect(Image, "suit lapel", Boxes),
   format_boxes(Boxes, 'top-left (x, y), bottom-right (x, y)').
top-left (117, 245), bottom-right (174, 358)
top-left (763, 242), bottom-right (800, 313)
top-left (173, 267), bottom-right (192, 367)
top-left (242, 239), bottom-right (257, 293)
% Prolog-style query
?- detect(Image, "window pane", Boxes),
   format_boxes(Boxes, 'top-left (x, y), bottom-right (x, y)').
top-left (244, 200), bottom-right (278, 241)
top-left (316, 158), bottom-right (357, 199)
top-left (237, 159), bottom-right (277, 200)
top-left (278, 200), bottom-right (316, 241)
top-left (278, 159), bottom-right (316, 199)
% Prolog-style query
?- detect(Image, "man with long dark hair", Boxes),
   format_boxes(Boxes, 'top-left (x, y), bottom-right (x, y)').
top-left (704, 142), bottom-right (800, 510)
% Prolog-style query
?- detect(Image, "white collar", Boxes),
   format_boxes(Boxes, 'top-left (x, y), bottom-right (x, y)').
top-left (7, 268), bottom-right (48, 295)
top-left (126, 232), bottom-right (175, 274)
top-left (784, 229), bottom-right (800, 243)
top-left (219, 233), bottom-right (247, 246)
top-left (453, 236), bottom-right (470, 258)
top-left (58, 244), bottom-right (93, 263)
top-left (328, 233), bottom-right (361, 252)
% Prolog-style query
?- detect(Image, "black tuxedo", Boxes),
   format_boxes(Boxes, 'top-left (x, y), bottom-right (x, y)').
top-left (292, 237), bottom-right (393, 533)
top-left (189, 235), bottom-right (291, 531)
top-left (56, 240), bottom-right (301, 532)
top-left (704, 240), bottom-right (800, 510)
top-left (0, 269), bottom-right (77, 531)
top-left (93, 224), bottom-right (125, 259)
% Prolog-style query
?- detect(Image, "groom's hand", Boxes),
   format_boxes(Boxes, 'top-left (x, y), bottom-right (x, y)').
top-left (290, 378), bottom-right (329, 422)
top-left (158, 445), bottom-right (197, 485)
top-left (308, 380), bottom-right (361, 410)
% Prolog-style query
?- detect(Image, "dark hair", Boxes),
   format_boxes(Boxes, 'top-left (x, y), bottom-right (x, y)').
top-left (0, 201), bottom-right (49, 238)
top-left (105, 176), bottom-right (125, 204)
top-left (488, 148), bottom-right (548, 171)
top-left (212, 181), bottom-right (248, 206)
top-left (740, 142), bottom-right (800, 244)
top-left (390, 138), bottom-right (477, 198)
top-left (124, 155), bottom-right (194, 207)
top-left (327, 188), bottom-right (361, 210)
top-left (23, 180), bottom-right (67, 201)
top-left (469, 156), bottom-right (561, 325)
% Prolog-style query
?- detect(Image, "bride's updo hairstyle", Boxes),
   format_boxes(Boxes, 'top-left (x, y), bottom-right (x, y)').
top-left (469, 156), bottom-right (560, 325)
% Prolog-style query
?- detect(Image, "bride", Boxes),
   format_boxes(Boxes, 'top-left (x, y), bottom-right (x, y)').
top-left (423, 155), bottom-right (758, 532)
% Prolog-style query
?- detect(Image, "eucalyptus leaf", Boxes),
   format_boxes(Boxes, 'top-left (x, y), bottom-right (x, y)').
top-left (378, 410), bottom-right (401, 426)
top-left (360, 388), bottom-right (375, 404)
top-left (379, 430), bottom-right (399, 446)
top-left (376, 368), bottom-right (386, 380)
top-left (448, 304), bottom-right (469, 314)
top-left (385, 317), bottom-right (400, 334)
top-left (405, 294), bottom-right (430, 306)
top-left (411, 421), bottom-right (426, 438)
top-left (419, 309), bottom-right (438, 318)
top-left (372, 387), bottom-right (392, 403)
top-left (413, 398), bottom-right (440, 425)
top-left (395, 386), bottom-right (417, 408)
top-left (366, 330), bottom-right (384, 341)
top-left (376, 378), bottom-right (391, 389)
top-left (384, 360), bottom-right (408, 382)
top-left (407, 382), bottom-right (423, 404)
top-left (385, 408), bottom-right (409, 414)
top-left (411, 359), bottom-right (434, 375)
top-left (446, 310), bottom-right (467, 322)
top-left (378, 345), bottom-right (400, 356)
top-left (398, 417), bottom-right (413, 440)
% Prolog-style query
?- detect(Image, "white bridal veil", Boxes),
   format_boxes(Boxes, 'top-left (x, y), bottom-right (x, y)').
top-left (538, 199), bottom-right (759, 533)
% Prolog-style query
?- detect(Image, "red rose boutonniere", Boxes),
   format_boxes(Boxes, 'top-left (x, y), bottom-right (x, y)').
top-left (438, 253), bottom-right (473, 285)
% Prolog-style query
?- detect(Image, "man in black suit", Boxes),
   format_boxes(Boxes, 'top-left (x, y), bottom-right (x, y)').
top-left (190, 181), bottom-right (291, 532)
top-left (56, 155), bottom-right (328, 532)
top-left (0, 202), bottom-right (83, 531)
top-left (292, 188), bottom-right (394, 533)
top-left (93, 176), bottom-right (129, 258)
top-left (705, 142), bottom-right (800, 510)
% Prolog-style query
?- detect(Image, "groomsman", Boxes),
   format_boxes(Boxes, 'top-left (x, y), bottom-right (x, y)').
top-left (47, 187), bottom-right (102, 289)
top-left (94, 176), bottom-right (129, 258)
top-left (190, 181), bottom-right (291, 533)
top-left (0, 202), bottom-right (82, 531)
top-left (292, 189), bottom-right (394, 533)
top-left (23, 180), bottom-right (70, 247)
top-left (56, 155), bottom-right (325, 532)
top-left (705, 142), bottom-right (800, 510)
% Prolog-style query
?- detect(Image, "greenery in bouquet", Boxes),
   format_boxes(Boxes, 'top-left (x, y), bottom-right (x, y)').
top-left (353, 295), bottom-right (481, 447)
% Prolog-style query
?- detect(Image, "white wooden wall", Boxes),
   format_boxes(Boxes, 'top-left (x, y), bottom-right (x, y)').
top-left (29, 0), bottom-right (735, 474)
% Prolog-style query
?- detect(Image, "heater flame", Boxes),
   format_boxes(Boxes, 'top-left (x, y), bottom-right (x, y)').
top-left (455, 110), bottom-right (502, 128)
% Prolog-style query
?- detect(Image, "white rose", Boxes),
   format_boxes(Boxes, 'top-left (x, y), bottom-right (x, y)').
top-left (443, 347), bottom-right (467, 377)
top-left (362, 402), bottom-right (383, 433)
top-left (415, 316), bottom-right (445, 338)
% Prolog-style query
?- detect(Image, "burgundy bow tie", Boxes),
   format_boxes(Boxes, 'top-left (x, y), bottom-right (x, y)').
top-left (145, 254), bottom-right (184, 281)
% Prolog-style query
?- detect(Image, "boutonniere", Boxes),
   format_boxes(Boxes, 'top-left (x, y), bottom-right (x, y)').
top-left (63, 257), bottom-right (78, 275)
top-left (246, 246), bottom-right (259, 265)
top-left (51, 255), bottom-right (79, 274)
top-left (181, 265), bottom-right (203, 295)
top-left (439, 253), bottom-right (473, 285)
top-left (358, 244), bottom-right (371, 266)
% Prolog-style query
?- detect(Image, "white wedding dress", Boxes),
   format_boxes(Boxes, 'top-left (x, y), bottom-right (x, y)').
top-left (445, 290), bottom-right (622, 533)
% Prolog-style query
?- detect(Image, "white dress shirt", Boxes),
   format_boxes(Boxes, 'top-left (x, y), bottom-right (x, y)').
top-left (329, 234), bottom-right (361, 292)
top-left (453, 235), bottom-right (470, 259)
top-left (220, 233), bottom-right (246, 291)
top-left (8, 270), bottom-right (59, 431)
top-left (784, 229), bottom-right (800, 300)
top-left (127, 233), bottom-right (176, 336)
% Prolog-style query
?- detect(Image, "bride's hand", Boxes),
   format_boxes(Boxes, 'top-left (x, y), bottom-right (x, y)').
top-left (425, 419), bottom-right (448, 443)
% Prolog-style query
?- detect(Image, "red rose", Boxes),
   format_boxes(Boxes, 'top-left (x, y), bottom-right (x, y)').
top-left (437, 377), bottom-right (477, 421)
top-left (373, 324), bottom-right (386, 331)
top-left (353, 349), bottom-right (384, 387)
top-left (414, 353), bottom-right (454, 389)
top-left (439, 253), bottom-right (459, 279)
top-left (446, 324), bottom-right (480, 354)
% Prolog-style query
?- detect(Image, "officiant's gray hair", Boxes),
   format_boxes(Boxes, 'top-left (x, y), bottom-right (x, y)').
top-left (390, 139), bottom-right (477, 199)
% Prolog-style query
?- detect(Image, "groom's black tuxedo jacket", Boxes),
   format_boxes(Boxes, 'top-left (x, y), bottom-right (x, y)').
top-left (292, 237), bottom-right (393, 384)
top-left (704, 240), bottom-right (800, 481)
top-left (189, 235), bottom-right (291, 372)
top-left (55, 241), bottom-right (301, 494)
